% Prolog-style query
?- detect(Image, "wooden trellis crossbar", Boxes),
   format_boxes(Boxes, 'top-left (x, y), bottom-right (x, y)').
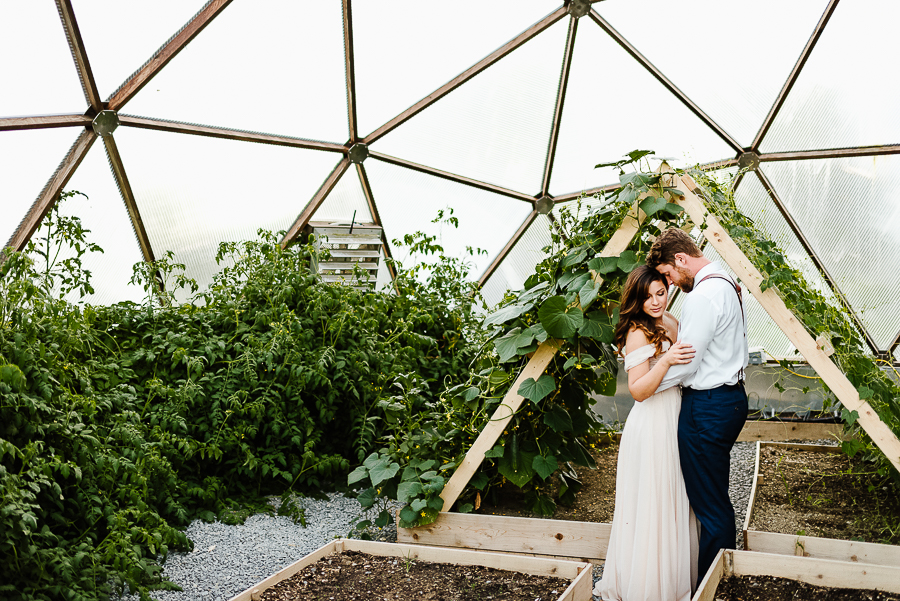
top-left (673, 174), bottom-right (900, 474)
top-left (439, 207), bottom-right (647, 511)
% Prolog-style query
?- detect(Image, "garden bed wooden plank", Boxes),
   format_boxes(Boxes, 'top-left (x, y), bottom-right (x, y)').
top-left (674, 174), bottom-right (900, 474)
top-left (736, 421), bottom-right (844, 442)
top-left (695, 549), bottom-right (900, 600)
top-left (742, 441), bottom-right (900, 568)
top-left (227, 539), bottom-right (593, 601)
top-left (397, 511), bottom-right (611, 563)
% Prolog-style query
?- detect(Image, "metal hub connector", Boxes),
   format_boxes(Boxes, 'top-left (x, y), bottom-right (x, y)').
top-left (91, 110), bottom-right (119, 137)
top-left (535, 196), bottom-right (554, 215)
top-left (567, 0), bottom-right (591, 18)
top-left (738, 151), bottom-right (760, 171)
top-left (349, 143), bottom-right (368, 164)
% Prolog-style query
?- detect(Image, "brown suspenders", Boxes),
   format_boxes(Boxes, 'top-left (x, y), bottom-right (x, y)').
top-left (697, 273), bottom-right (746, 383)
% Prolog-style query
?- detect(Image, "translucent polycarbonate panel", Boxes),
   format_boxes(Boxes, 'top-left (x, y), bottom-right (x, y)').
top-left (113, 127), bottom-right (342, 303)
top-left (761, 2), bottom-right (900, 152)
top-left (47, 142), bottom-right (146, 305)
top-left (365, 159), bottom-right (534, 281)
top-left (762, 157), bottom-right (900, 349)
top-left (71, 0), bottom-right (208, 100)
top-left (310, 167), bottom-right (373, 225)
top-left (595, 0), bottom-right (827, 147)
top-left (1, 128), bottom-right (85, 249)
top-left (354, 0), bottom-right (561, 138)
top-left (549, 19), bottom-right (735, 197)
top-left (480, 216), bottom-right (554, 308)
top-left (0, 2), bottom-right (85, 116)
top-left (733, 172), bottom-right (835, 304)
top-left (551, 194), bottom-right (615, 223)
top-left (373, 18), bottom-right (568, 194)
top-left (125, 1), bottom-right (348, 142)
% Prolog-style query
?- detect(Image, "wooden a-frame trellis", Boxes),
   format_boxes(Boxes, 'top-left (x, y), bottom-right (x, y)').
top-left (437, 171), bottom-right (900, 514)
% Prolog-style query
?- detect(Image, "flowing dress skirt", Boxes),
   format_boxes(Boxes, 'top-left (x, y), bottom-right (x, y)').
top-left (595, 383), bottom-right (697, 601)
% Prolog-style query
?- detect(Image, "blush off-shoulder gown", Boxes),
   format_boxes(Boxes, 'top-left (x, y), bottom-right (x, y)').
top-left (594, 342), bottom-right (698, 601)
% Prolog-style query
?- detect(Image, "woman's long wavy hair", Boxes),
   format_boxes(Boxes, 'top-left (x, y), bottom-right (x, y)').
top-left (613, 265), bottom-right (672, 357)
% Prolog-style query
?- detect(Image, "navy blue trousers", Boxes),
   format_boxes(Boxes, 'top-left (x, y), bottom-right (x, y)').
top-left (679, 383), bottom-right (747, 582)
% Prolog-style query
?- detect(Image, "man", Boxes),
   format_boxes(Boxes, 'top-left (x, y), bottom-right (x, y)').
top-left (647, 227), bottom-right (749, 584)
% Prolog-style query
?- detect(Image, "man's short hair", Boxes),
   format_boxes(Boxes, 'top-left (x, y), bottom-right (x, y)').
top-left (646, 228), bottom-right (703, 268)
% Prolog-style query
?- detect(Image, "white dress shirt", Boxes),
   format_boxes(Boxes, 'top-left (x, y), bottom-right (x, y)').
top-left (658, 262), bottom-right (749, 392)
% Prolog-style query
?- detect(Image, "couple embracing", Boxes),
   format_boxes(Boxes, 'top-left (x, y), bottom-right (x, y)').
top-left (594, 228), bottom-right (749, 601)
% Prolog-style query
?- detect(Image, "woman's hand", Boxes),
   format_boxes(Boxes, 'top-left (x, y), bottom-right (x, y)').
top-left (660, 341), bottom-right (695, 367)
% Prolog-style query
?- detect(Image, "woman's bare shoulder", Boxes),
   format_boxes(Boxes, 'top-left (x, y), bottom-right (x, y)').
top-left (624, 325), bottom-right (650, 353)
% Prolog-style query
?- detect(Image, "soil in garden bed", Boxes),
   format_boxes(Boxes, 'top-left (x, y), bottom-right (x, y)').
top-left (714, 574), bottom-right (900, 601)
top-left (476, 435), bottom-right (618, 523)
top-left (258, 550), bottom-right (571, 601)
top-left (750, 445), bottom-right (900, 544)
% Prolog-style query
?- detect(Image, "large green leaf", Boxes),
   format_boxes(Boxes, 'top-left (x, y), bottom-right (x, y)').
top-left (484, 303), bottom-right (532, 327)
top-left (577, 319), bottom-right (604, 339)
top-left (515, 329), bottom-right (535, 348)
top-left (662, 202), bottom-right (684, 216)
top-left (517, 374), bottom-right (556, 404)
top-left (588, 256), bottom-right (619, 274)
top-left (347, 465), bottom-right (369, 486)
top-left (484, 445), bottom-right (505, 458)
top-left (528, 323), bottom-right (548, 343)
top-left (357, 487), bottom-right (377, 508)
top-left (544, 405), bottom-right (573, 432)
top-left (369, 460), bottom-right (400, 486)
top-left (532, 454), bottom-right (558, 480)
top-left (562, 247), bottom-right (587, 268)
top-left (639, 195), bottom-right (667, 217)
top-left (578, 279), bottom-right (600, 308)
top-left (397, 481), bottom-right (424, 504)
top-left (494, 328), bottom-right (522, 363)
top-left (617, 251), bottom-right (642, 273)
top-left (538, 296), bottom-right (583, 339)
top-left (498, 451), bottom-right (536, 488)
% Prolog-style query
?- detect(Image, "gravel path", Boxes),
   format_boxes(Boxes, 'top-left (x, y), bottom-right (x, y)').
top-left (116, 440), bottom-right (798, 601)
top-left (113, 494), bottom-right (400, 601)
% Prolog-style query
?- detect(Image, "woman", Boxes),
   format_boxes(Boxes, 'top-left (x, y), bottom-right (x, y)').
top-left (595, 265), bottom-right (698, 601)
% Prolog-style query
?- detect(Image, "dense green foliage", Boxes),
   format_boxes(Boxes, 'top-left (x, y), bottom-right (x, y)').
top-left (349, 151), bottom-right (691, 526)
top-left (0, 199), bottom-right (482, 600)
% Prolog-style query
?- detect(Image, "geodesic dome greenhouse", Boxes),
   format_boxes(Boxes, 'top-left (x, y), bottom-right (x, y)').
top-left (3, 0), bottom-right (899, 360)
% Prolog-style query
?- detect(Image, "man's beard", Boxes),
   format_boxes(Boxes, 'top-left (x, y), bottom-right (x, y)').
top-left (675, 266), bottom-right (694, 292)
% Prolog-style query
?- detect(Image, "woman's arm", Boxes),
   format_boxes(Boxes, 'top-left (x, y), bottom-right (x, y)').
top-left (626, 327), bottom-right (695, 402)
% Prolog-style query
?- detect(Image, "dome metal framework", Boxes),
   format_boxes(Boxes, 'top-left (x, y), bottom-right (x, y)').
top-left (1, 0), bottom-right (899, 359)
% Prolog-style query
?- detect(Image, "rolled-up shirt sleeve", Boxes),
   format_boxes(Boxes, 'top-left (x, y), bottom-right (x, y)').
top-left (658, 294), bottom-right (716, 391)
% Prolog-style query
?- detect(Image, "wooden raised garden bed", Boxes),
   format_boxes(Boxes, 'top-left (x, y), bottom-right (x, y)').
top-left (742, 441), bottom-right (900, 567)
top-left (226, 539), bottom-right (593, 601)
top-left (398, 421), bottom-right (844, 563)
top-left (695, 549), bottom-right (900, 601)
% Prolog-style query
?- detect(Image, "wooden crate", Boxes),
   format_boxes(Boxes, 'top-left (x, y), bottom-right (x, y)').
top-left (694, 549), bottom-right (900, 601)
top-left (226, 538), bottom-right (593, 601)
top-left (742, 441), bottom-right (900, 567)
